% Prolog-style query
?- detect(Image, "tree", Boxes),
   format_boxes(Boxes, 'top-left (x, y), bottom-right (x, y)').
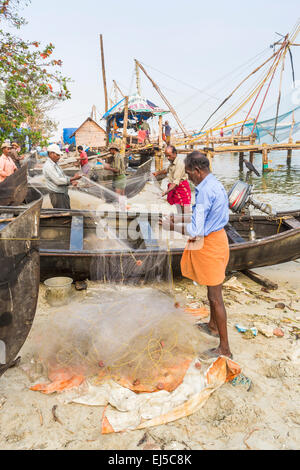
top-left (0, 0), bottom-right (71, 148)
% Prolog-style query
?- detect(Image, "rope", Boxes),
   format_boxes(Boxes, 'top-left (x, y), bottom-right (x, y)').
top-left (0, 237), bottom-right (40, 241)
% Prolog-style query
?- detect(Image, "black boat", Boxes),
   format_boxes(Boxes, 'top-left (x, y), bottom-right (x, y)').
top-left (0, 207), bottom-right (299, 282)
top-left (0, 187), bottom-right (42, 377)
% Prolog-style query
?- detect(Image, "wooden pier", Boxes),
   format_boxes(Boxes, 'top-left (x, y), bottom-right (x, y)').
top-left (176, 141), bottom-right (300, 172)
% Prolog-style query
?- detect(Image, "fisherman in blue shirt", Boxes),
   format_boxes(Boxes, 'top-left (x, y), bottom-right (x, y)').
top-left (160, 151), bottom-right (232, 359)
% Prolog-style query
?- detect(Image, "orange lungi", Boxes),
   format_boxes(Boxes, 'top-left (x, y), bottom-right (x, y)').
top-left (181, 229), bottom-right (229, 287)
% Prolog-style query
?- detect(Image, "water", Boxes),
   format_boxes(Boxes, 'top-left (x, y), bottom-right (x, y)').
top-left (211, 150), bottom-right (300, 212)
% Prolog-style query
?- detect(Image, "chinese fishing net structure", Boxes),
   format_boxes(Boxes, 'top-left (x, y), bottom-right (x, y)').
top-left (242, 91), bottom-right (300, 143)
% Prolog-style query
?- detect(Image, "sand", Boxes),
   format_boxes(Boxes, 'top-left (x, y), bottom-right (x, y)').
top-left (1, 173), bottom-right (299, 450)
top-left (0, 260), bottom-right (299, 450)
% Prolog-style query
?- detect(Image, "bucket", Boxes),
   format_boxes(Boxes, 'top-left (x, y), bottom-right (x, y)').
top-left (44, 277), bottom-right (74, 307)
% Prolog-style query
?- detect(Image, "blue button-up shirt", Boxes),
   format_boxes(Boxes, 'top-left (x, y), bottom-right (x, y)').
top-left (187, 173), bottom-right (229, 238)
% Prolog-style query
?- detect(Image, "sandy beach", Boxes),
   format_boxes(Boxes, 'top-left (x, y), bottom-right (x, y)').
top-left (1, 178), bottom-right (300, 451)
top-left (1, 0), bottom-right (300, 453)
top-left (0, 258), bottom-right (299, 450)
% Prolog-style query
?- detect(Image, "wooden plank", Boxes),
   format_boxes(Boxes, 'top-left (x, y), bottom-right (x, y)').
top-left (241, 270), bottom-right (278, 290)
top-left (137, 217), bottom-right (159, 250)
top-left (70, 216), bottom-right (84, 251)
top-left (283, 217), bottom-right (300, 229)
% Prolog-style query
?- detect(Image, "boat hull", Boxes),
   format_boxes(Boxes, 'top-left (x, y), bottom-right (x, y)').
top-left (0, 189), bottom-right (42, 377)
top-left (0, 207), bottom-right (299, 283)
top-left (37, 209), bottom-right (300, 281)
top-left (0, 164), bottom-right (28, 206)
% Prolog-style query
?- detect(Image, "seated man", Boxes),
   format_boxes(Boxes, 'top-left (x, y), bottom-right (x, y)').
top-left (0, 143), bottom-right (17, 183)
top-left (9, 142), bottom-right (24, 169)
top-left (43, 144), bottom-right (81, 209)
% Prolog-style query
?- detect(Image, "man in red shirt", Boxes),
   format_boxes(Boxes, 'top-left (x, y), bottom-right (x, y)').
top-left (77, 146), bottom-right (90, 175)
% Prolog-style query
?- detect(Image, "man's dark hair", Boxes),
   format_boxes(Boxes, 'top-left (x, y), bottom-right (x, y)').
top-left (166, 145), bottom-right (177, 155)
top-left (77, 146), bottom-right (83, 151)
top-left (185, 151), bottom-right (210, 171)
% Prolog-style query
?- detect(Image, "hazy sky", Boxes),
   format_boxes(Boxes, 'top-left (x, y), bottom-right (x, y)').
top-left (10, 0), bottom-right (300, 139)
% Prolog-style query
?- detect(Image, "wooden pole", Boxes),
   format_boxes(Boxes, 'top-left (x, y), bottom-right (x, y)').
top-left (100, 35), bottom-right (108, 114)
top-left (113, 80), bottom-right (124, 99)
top-left (262, 144), bottom-right (269, 171)
top-left (90, 105), bottom-right (96, 120)
top-left (207, 150), bottom-right (214, 172)
top-left (135, 60), bottom-right (188, 136)
top-left (156, 115), bottom-right (164, 171)
top-left (158, 115), bottom-right (163, 149)
top-left (239, 151), bottom-right (244, 171)
top-left (273, 52), bottom-right (286, 141)
top-left (121, 96), bottom-right (129, 156)
top-left (287, 112), bottom-right (295, 166)
top-left (288, 111), bottom-right (295, 143)
top-left (112, 117), bottom-right (116, 141)
top-left (135, 61), bottom-right (141, 95)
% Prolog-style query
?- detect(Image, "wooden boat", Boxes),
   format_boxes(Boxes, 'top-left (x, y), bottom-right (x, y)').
top-left (0, 164), bottom-right (28, 206)
top-left (0, 187), bottom-right (42, 378)
top-left (0, 207), bottom-right (298, 282)
top-left (29, 158), bottom-right (152, 200)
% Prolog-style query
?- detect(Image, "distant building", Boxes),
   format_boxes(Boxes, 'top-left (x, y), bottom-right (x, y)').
top-left (71, 118), bottom-right (107, 149)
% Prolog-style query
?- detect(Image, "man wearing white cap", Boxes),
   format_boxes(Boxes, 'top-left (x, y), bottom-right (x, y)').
top-left (43, 144), bottom-right (82, 209)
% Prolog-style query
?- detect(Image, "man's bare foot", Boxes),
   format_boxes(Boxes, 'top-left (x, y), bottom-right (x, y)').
top-left (211, 347), bottom-right (233, 359)
top-left (199, 347), bottom-right (233, 360)
top-left (196, 323), bottom-right (219, 338)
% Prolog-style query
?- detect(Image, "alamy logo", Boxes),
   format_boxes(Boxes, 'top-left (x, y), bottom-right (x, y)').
top-left (0, 340), bottom-right (6, 365)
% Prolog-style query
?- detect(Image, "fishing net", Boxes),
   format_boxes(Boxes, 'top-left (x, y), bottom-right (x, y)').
top-left (243, 105), bottom-right (300, 143)
top-left (73, 169), bottom-right (189, 285)
top-left (31, 287), bottom-right (208, 394)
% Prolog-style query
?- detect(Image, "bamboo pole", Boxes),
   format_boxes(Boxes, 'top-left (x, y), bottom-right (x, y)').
top-left (155, 115), bottom-right (164, 171)
top-left (135, 60), bottom-right (188, 136)
top-left (287, 112), bottom-right (295, 165)
top-left (262, 144), bottom-right (269, 171)
top-left (239, 152), bottom-right (244, 171)
top-left (135, 61), bottom-right (141, 95)
top-left (158, 115), bottom-right (163, 149)
top-left (100, 35), bottom-right (108, 114)
top-left (113, 80), bottom-right (124, 98)
top-left (273, 51), bottom-right (287, 141)
top-left (112, 117), bottom-right (116, 141)
top-left (121, 96), bottom-right (129, 156)
top-left (288, 111), bottom-right (295, 143)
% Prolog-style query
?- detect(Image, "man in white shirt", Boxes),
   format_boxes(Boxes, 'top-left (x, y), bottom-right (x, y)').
top-left (43, 144), bottom-right (81, 209)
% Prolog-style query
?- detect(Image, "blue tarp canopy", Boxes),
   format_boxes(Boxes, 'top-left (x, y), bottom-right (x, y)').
top-left (63, 128), bottom-right (77, 145)
top-left (102, 94), bottom-right (169, 128)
